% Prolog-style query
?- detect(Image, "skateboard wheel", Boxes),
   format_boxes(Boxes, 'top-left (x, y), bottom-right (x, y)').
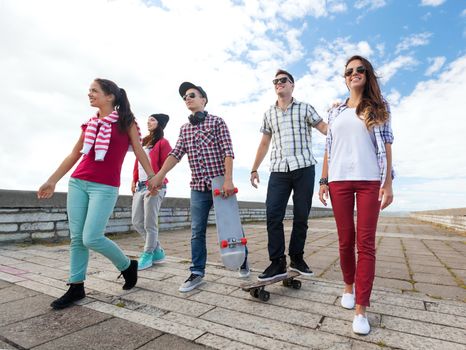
top-left (213, 189), bottom-right (221, 196)
top-left (240, 237), bottom-right (247, 245)
top-left (250, 289), bottom-right (259, 298)
top-left (283, 279), bottom-right (291, 287)
top-left (233, 188), bottom-right (238, 193)
top-left (259, 290), bottom-right (270, 302)
top-left (292, 280), bottom-right (302, 289)
top-left (220, 240), bottom-right (228, 248)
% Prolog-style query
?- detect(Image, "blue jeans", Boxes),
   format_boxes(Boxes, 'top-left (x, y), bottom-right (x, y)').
top-left (67, 178), bottom-right (130, 283)
top-left (190, 189), bottom-right (248, 276)
top-left (266, 165), bottom-right (315, 260)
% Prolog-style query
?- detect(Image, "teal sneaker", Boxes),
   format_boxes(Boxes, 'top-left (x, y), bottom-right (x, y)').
top-left (152, 247), bottom-right (166, 264)
top-left (138, 252), bottom-right (153, 270)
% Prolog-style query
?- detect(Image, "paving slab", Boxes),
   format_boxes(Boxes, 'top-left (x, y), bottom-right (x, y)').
top-left (139, 333), bottom-right (213, 350)
top-left (32, 317), bottom-right (162, 350)
top-left (0, 305), bottom-right (111, 348)
top-left (0, 294), bottom-right (52, 327)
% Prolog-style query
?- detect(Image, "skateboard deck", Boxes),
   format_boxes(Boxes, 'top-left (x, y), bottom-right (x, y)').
top-left (211, 176), bottom-right (247, 270)
top-left (240, 270), bottom-right (301, 302)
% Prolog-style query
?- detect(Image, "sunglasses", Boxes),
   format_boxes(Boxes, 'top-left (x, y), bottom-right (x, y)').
top-left (182, 92), bottom-right (198, 101)
top-left (272, 77), bottom-right (291, 85)
top-left (345, 65), bottom-right (366, 77)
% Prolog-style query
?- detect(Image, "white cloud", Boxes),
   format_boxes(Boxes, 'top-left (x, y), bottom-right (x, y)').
top-left (378, 55), bottom-right (419, 84)
top-left (385, 89), bottom-right (401, 106)
top-left (328, 0), bottom-right (348, 13)
top-left (354, 0), bottom-right (386, 11)
top-left (425, 56), bottom-right (446, 76)
top-left (392, 55), bottom-right (466, 180)
top-left (420, 0), bottom-right (446, 7)
top-left (396, 32), bottom-right (432, 54)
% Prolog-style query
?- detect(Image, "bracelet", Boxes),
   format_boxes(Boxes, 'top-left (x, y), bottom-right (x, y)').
top-left (319, 177), bottom-right (328, 186)
top-left (250, 170), bottom-right (258, 174)
top-left (147, 174), bottom-right (155, 181)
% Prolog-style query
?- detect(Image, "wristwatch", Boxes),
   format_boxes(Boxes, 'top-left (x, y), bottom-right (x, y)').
top-left (319, 177), bottom-right (328, 186)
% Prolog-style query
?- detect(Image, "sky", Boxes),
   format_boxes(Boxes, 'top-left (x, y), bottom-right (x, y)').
top-left (1, 0), bottom-right (465, 212)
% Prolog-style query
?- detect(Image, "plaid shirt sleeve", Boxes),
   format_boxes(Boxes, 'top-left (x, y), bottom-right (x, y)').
top-left (169, 128), bottom-right (186, 161)
top-left (216, 117), bottom-right (235, 159)
top-left (260, 111), bottom-right (272, 134)
top-left (380, 100), bottom-right (394, 144)
top-left (306, 103), bottom-right (323, 126)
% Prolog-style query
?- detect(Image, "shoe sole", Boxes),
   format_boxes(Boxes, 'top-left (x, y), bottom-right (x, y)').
top-left (152, 258), bottom-right (166, 264)
top-left (257, 272), bottom-right (287, 281)
top-left (289, 267), bottom-right (314, 276)
top-left (50, 296), bottom-right (85, 310)
top-left (178, 280), bottom-right (204, 293)
top-left (137, 263), bottom-right (153, 271)
top-left (238, 271), bottom-right (251, 278)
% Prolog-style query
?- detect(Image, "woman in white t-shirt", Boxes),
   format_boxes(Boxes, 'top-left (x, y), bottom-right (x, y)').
top-left (319, 55), bottom-right (394, 335)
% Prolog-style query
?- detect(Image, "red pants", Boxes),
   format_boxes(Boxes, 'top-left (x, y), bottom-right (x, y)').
top-left (329, 181), bottom-right (381, 306)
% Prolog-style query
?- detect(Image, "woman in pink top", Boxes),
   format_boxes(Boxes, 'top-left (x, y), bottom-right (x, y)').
top-left (131, 114), bottom-right (172, 270)
top-left (38, 78), bottom-right (158, 310)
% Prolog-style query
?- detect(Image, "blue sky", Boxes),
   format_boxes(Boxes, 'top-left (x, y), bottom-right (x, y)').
top-left (1, 0), bottom-right (465, 212)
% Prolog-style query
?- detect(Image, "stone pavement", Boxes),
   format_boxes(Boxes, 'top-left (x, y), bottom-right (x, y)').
top-left (0, 216), bottom-right (465, 349)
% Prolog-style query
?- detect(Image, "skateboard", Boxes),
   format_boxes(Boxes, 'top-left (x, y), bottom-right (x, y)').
top-left (240, 271), bottom-right (301, 302)
top-left (211, 176), bottom-right (247, 270)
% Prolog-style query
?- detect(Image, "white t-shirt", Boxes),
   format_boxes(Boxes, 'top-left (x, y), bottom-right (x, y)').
top-left (137, 147), bottom-right (151, 182)
top-left (328, 108), bottom-right (380, 182)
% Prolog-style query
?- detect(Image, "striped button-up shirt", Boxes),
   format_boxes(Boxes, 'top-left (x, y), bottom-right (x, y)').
top-left (169, 114), bottom-right (234, 191)
top-left (326, 99), bottom-right (395, 186)
top-left (261, 98), bottom-right (323, 172)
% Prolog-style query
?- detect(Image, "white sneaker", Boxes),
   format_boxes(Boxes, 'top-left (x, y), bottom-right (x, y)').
top-left (341, 292), bottom-right (355, 309)
top-left (352, 314), bottom-right (370, 335)
top-left (179, 273), bottom-right (204, 293)
top-left (238, 260), bottom-right (250, 278)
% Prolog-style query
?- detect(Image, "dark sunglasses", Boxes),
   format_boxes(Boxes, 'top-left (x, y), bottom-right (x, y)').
top-left (345, 65), bottom-right (366, 77)
top-left (182, 92), bottom-right (198, 101)
top-left (272, 77), bottom-right (291, 85)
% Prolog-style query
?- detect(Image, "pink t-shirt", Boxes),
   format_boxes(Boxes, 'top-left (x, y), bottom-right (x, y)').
top-left (72, 123), bottom-right (130, 187)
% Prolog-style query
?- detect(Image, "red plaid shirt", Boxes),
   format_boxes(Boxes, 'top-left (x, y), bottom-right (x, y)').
top-left (169, 114), bottom-right (235, 191)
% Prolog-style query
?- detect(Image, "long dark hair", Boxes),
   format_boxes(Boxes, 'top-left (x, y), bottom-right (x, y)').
top-left (345, 55), bottom-right (388, 129)
top-left (142, 116), bottom-right (164, 148)
top-left (94, 78), bottom-right (135, 132)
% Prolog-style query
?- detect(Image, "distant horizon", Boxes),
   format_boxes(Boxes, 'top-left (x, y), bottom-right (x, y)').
top-left (2, 187), bottom-right (464, 215)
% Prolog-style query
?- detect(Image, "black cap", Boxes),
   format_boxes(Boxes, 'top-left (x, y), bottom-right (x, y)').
top-left (150, 113), bottom-right (169, 129)
top-left (179, 82), bottom-right (208, 105)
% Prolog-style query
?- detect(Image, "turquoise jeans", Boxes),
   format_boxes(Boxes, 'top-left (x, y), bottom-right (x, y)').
top-left (67, 178), bottom-right (130, 283)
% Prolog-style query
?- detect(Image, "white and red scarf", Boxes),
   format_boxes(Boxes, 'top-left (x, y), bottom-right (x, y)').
top-left (81, 111), bottom-right (141, 161)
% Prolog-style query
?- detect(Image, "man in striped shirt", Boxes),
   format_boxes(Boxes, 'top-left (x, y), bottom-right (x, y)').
top-left (250, 69), bottom-right (327, 281)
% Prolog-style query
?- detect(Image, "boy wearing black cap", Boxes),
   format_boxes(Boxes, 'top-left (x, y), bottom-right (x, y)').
top-left (152, 82), bottom-right (249, 292)
top-left (131, 113), bottom-right (172, 271)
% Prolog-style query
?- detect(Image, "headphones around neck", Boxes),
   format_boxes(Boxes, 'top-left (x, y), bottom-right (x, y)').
top-left (189, 111), bottom-right (207, 125)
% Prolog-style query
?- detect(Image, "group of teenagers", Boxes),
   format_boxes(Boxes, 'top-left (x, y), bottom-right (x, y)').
top-left (37, 54), bottom-right (394, 336)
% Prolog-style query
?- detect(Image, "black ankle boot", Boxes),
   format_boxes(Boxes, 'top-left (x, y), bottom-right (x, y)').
top-left (258, 257), bottom-right (287, 281)
top-left (119, 260), bottom-right (138, 290)
top-left (51, 283), bottom-right (85, 310)
top-left (290, 254), bottom-right (314, 276)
